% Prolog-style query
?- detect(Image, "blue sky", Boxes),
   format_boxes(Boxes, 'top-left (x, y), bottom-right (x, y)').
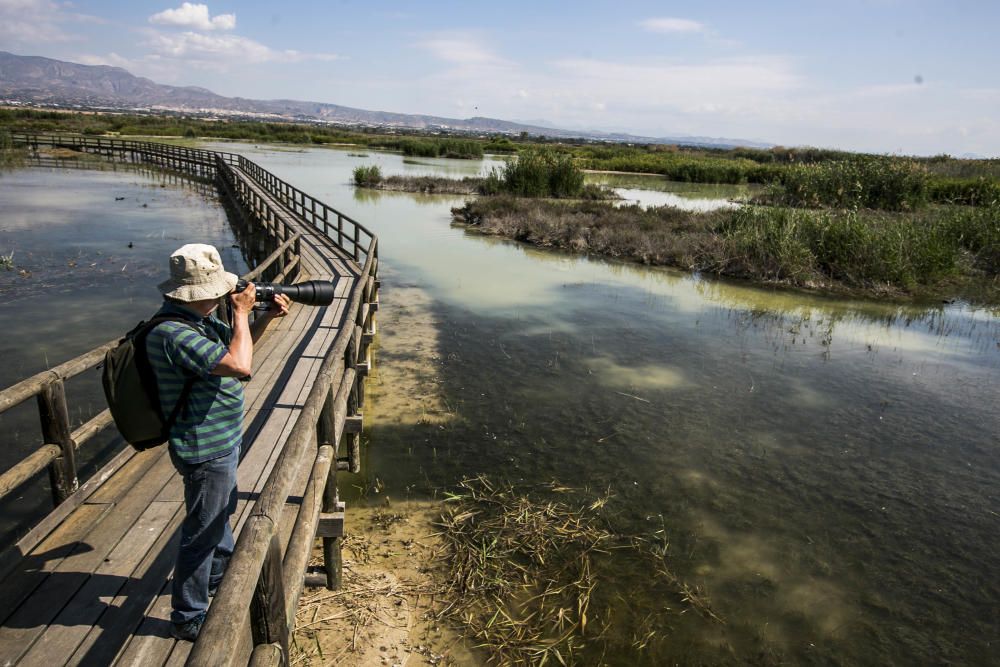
top-left (2, 0), bottom-right (998, 155)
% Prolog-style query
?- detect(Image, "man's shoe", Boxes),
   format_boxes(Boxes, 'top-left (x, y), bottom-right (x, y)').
top-left (171, 612), bottom-right (207, 641)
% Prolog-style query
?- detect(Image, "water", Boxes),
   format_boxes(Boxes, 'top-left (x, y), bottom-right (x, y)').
top-left (5, 146), bottom-right (999, 664)
top-left (586, 171), bottom-right (759, 211)
top-left (0, 163), bottom-right (247, 543)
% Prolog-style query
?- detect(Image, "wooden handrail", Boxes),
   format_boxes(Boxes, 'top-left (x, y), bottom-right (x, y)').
top-left (189, 235), bottom-right (378, 666)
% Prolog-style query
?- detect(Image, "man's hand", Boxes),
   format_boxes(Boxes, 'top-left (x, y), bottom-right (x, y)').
top-left (230, 282), bottom-right (257, 316)
top-left (261, 293), bottom-right (291, 319)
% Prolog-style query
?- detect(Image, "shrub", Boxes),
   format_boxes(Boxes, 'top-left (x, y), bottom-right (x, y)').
top-left (483, 148), bottom-right (585, 198)
top-left (353, 165), bottom-right (382, 187)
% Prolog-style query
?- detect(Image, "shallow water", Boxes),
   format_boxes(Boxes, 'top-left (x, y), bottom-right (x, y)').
top-left (4, 145), bottom-right (999, 664)
top-left (586, 171), bottom-right (759, 210)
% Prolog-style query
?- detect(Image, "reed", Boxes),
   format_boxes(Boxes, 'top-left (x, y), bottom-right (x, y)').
top-left (453, 197), bottom-right (999, 298)
top-left (482, 148), bottom-right (586, 198)
top-left (929, 177), bottom-right (1000, 206)
top-left (352, 164), bottom-right (382, 187)
top-left (765, 157), bottom-right (930, 211)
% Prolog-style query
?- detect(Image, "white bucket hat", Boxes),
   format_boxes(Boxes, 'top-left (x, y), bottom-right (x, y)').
top-left (157, 243), bottom-right (239, 302)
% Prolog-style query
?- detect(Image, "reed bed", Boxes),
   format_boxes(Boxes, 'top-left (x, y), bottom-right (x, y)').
top-left (453, 197), bottom-right (1000, 300)
top-left (433, 475), bottom-right (722, 665)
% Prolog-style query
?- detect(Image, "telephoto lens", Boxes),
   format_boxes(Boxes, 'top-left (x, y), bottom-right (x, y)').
top-left (234, 279), bottom-right (337, 306)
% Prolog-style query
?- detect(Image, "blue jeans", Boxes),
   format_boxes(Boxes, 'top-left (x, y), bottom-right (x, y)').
top-left (169, 445), bottom-right (239, 624)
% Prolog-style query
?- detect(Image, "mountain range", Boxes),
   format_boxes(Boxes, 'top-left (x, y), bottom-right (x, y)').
top-left (0, 51), bottom-right (772, 149)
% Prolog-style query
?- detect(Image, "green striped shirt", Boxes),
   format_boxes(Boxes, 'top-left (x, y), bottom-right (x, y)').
top-left (146, 302), bottom-right (244, 463)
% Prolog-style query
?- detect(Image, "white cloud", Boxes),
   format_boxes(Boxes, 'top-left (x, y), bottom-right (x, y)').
top-left (0, 0), bottom-right (71, 42)
top-left (416, 34), bottom-right (507, 66)
top-left (639, 17), bottom-right (706, 34)
top-left (75, 52), bottom-right (134, 69)
top-left (149, 3), bottom-right (235, 31)
top-left (146, 30), bottom-right (339, 68)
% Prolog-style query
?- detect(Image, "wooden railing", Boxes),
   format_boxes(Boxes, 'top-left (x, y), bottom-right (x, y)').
top-left (11, 133), bottom-right (238, 178)
top-left (2, 136), bottom-right (380, 665)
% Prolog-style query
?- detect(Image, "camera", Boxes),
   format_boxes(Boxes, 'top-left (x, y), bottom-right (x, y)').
top-left (234, 278), bottom-right (337, 307)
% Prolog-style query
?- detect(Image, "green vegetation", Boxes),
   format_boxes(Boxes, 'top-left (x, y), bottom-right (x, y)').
top-left (366, 174), bottom-right (483, 195)
top-left (5, 107), bottom-right (998, 300)
top-left (0, 129), bottom-right (26, 168)
top-left (453, 197), bottom-right (1000, 300)
top-left (352, 164), bottom-right (382, 187)
top-left (482, 148), bottom-right (586, 198)
top-left (929, 177), bottom-right (1000, 206)
top-left (762, 157), bottom-right (930, 211)
top-left (371, 137), bottom-right (484, 159)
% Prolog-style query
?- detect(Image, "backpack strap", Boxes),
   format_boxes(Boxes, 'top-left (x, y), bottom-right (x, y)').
top-left (133, 315), bottom-right (202, 432)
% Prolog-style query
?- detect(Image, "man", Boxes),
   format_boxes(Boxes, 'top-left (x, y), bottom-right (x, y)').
top-left (150, 243), bottom-right (290, 641)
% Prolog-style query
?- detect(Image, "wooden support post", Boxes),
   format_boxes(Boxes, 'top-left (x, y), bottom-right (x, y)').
top-left (250, 532), bottom-right (290, 663)
top-left (322, 482), bottom-right (343, 590)
top-left (37, 380), bottom-right (77, 505)
top-left (315, 387), bottom-right (342, 590)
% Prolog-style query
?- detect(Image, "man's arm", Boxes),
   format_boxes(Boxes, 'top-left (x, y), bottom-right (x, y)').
top-left (212, 290), bottom-right (290, 378)
top-left (212, 284), bottom-right (257, 377)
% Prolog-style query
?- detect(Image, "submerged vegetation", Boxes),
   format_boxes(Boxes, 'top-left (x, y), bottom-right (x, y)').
top-left (436, 476), bottom-right (722, 664)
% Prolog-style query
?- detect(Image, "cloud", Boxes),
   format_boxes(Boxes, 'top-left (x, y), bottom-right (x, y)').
top-left (416, 34), bottom-right (508, 66)
top-left (75, 52), bottom-right (134, 69)
top-left (0, 0), bottom-right (73, 42)
top-left (149, 3), bottom-right (235, 31)
top-left (146, 30), bottom-right (339, 68)
top-left (639, 17), bottom-right (706, 34)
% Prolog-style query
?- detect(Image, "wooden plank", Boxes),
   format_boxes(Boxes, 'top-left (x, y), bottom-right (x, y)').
top-left (17, 500), bottom-right (180, 666)
top-left (0, 446), bottom-right (135, 585)
top-left (0, 452), bottom-right (177, 663)
top-left (87, 446), bottom-right (163, 504)
top-left (0, 503), bottom-right (114, 629)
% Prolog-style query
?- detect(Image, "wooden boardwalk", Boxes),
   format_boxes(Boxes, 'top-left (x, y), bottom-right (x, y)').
top-left (0, 137), bottom-right (379, 666)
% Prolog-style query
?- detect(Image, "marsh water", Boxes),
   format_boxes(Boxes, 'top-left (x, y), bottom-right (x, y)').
top-left (2, 145), bottom-right (998, 665)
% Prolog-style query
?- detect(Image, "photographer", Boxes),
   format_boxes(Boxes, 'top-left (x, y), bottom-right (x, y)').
top-left (149, 243), bottom-right (290, 641)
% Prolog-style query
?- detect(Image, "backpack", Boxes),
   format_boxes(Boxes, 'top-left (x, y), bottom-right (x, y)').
top-left (102, 316), bottom-right (198, 451)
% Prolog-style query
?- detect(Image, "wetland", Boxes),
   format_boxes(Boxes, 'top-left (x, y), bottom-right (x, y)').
top-left (1, 142), bottom-right (998, 665)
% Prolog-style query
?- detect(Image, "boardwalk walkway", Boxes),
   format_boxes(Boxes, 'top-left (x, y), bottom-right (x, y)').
top-left (0, 137), bottom-right (378, 666)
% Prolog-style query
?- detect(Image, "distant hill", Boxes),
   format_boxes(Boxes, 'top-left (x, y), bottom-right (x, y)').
top-left (0, 51), bottom-right (772, 149)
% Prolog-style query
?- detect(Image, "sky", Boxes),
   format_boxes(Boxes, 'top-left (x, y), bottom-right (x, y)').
top-left (2, 0), bottom-right (999, 156)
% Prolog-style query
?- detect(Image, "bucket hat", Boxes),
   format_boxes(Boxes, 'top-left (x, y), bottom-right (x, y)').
top-left (157, 243), bottom-right (238, 302)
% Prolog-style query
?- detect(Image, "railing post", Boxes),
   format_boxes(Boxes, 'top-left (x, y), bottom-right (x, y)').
top-left (250, 532), bottom-right (290, 664)
top-left (37, 379), bottom-right (77, 505)
top-left (353, 225), bottom-right (360, 261)
top-left (317, 391), bottom-right (344, 590)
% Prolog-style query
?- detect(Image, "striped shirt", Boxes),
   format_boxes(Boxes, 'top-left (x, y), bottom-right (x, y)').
top-left (145, 301), bottom-right (244, 463)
